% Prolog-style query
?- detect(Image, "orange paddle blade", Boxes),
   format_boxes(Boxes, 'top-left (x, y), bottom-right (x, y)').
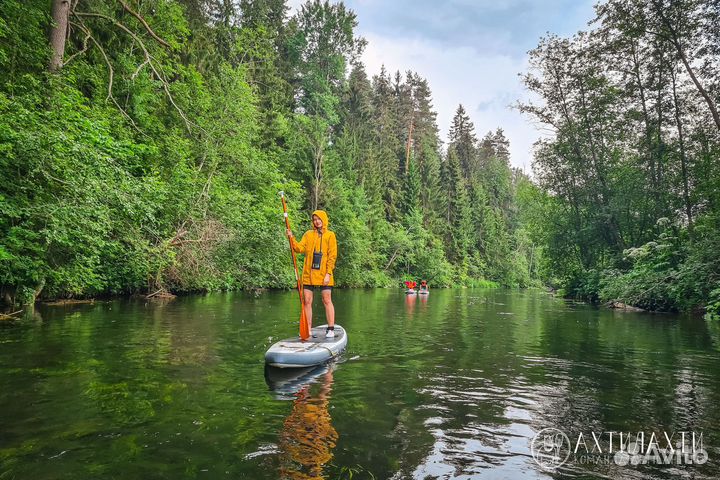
top-left (299, 301), bottom-right (310, 340)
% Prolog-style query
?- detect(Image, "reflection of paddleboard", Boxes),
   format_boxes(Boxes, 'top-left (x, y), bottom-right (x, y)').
top-left (405, 289), bottom-right (417, 295)
top-left (265, 324), bottom-right (347, 368)
top-left (265, 363), bottom-right (332, 397)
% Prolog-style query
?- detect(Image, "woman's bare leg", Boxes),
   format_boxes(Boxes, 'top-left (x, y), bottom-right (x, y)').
top-left (321, 289), bottom-right (334, 327)
top-left (303, 288), bottom-right (314, 330)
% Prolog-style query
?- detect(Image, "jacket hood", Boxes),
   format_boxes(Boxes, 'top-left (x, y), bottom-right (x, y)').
top-left (311, 210), bottom-right (329, 232)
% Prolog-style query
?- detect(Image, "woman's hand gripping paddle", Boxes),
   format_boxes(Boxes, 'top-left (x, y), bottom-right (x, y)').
top-left (280, 192), bottom-right (310, 340)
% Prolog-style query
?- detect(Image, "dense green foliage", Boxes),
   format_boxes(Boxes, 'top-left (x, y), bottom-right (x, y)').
top-left (1, 0), bottom-right (536, 305)
top-left (519, 0), bottom-right (720, 314)
top-left (4, 0), bottom-right (715, 315)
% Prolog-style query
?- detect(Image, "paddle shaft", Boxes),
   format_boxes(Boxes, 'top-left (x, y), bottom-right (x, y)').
top-left (280, 192), bottom-right (310, 340)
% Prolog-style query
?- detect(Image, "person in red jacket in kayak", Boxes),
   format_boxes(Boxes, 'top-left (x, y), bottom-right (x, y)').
top-left (286, 210), bottom-right (338, 338)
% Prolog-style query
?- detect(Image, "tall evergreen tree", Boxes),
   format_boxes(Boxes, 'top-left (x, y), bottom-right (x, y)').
top-left (401, 152), bottom-right (421, 220)
top-left (338, 62), bottom-right (374, 179)
top-left (371, 66), bottom-right (402, 220)
top-left (441, 147), bottom-right (473, 263)
top-left (448, 104), bottom-right (478, 177)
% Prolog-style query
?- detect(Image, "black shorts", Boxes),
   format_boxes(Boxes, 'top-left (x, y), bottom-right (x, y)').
top-left (304, 285), bottom-right (333, 292)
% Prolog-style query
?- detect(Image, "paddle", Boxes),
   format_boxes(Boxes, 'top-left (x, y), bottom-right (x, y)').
top-left (280, 191), bottom-right (310, 340)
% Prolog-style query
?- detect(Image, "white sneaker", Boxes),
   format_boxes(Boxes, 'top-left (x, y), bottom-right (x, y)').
top-left (325, 329), bottom-right (335, 338)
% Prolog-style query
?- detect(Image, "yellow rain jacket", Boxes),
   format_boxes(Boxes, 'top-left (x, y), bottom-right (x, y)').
top-left (291, 210), bottom-right (337, 287)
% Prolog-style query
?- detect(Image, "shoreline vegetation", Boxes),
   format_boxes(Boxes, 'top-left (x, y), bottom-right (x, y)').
top-left (0, 288), bottom-right (676, 321)
top-left (1, 1), bottom-right (718, 318)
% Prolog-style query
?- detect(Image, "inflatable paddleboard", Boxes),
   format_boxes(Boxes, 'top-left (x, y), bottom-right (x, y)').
top-left (265, 324), bottom-right (347, 368)
top-left (418, 289), bottom-right (429, 295)
top-left (405, 289), bottom-right (417, 295)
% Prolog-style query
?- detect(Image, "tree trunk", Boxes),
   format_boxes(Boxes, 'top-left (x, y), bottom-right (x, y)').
top-left (49, 0), bottom-right (70, 72)
top-left (312, 138), bottom-right (324, 212)
top-left (630, 40), bottom-right (659, 219)
top-left (654, 47), bottom-right (666, 217)
top-left (671, 66), bottom-right (693, 229)
top-left (654, 4), bottom-right (720, 131)
top-left (675, 44), bottom-right (720, 132)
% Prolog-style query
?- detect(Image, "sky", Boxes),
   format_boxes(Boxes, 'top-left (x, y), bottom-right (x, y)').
top-left (289, 0), bottom-right (598, 172)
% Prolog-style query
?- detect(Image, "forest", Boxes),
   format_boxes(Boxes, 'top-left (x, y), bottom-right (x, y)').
top-left (0, 0), bottom-right (718, 316)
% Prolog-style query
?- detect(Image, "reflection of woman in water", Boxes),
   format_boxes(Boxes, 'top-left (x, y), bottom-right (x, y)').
top-left (279, 370), bottom-right (337, 480)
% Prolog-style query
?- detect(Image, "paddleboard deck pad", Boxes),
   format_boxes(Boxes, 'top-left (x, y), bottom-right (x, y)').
top-left (265, 324), bottom-right (347, 368)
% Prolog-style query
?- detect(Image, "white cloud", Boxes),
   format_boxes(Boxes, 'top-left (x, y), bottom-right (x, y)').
top-left (361, 32), bottom-right (538, 173)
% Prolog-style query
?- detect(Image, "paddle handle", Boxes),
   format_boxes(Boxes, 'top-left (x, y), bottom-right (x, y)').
top-left (280, 193), bottom-right (299, 282)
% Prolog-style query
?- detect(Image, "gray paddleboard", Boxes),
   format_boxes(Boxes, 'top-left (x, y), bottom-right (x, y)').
top-left (265, 324), bottom-right (347, 368)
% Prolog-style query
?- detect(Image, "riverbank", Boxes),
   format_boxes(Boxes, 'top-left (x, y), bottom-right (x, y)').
top-left (1, 277), bottom-right (507, 309)
top-left (4, 277), bottom-right (716, 321)
top-left (550, 224), bottom-right (720, 319)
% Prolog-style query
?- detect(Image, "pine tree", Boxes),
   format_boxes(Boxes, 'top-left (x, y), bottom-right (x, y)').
top-left (338, 62), bottom-right (374, 187)
top-left (441, 147), bottom-right (473, 263)
top-left (401, 152), bottom-right (421, 219)
top-left (418, 136), bottom-right (444, 232)
top-left (405, 73), bottom-right (443, 230)
top-left (478, 129), bottom-right (513, 215)
top-left (372, 66), bottom-right (402, 220)
top-left (448, 104), bottom-right (478, 177)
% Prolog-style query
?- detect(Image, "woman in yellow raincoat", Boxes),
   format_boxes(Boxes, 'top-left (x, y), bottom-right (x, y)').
top-left (286, 210), bottom-right (337, 337)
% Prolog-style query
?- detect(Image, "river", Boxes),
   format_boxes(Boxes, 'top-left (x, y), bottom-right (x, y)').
top-left (1, 289), bottom-right (719, 479)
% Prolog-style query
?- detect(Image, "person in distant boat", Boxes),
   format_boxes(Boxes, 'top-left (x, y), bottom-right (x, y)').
top-left (286, 210), bottom-right (337, 338)
top-left (419, 280), bottom-right (429, 293)
top-left (404, 280), bottom-right (417, 291)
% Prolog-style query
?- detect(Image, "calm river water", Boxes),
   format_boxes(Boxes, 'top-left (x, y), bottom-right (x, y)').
top-left (1, 289), bottom-right (719, 479)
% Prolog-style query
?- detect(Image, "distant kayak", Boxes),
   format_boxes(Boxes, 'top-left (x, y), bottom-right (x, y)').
top-left (418, 289), bottom-right (429, 295)
top-left (265, 325), bottom-right (347, 368)
top-left (405, 289), bottom-right (417, 295)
